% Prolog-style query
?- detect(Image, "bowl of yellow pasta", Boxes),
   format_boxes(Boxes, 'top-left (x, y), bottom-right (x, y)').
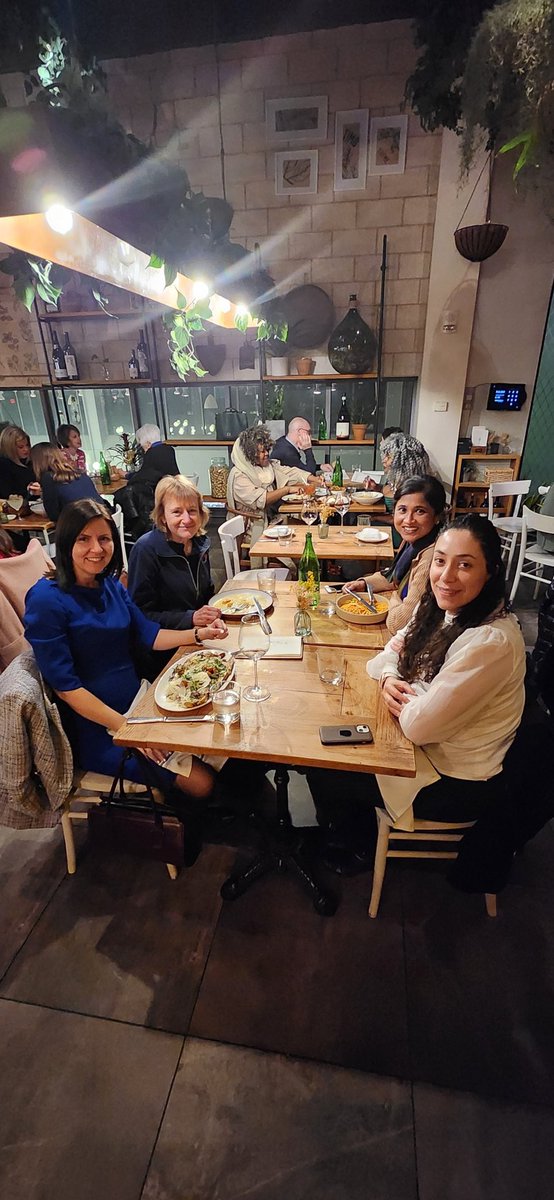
top-left (335, 593), bottom-right (389, 625)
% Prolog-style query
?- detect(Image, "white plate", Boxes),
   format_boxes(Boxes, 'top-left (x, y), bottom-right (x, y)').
top-left (355, 529), bottom-right (389, 543)
top-left (212, 588), bottom-right (273, 617)
top-left (353, 490), bottom-right (382, 504)
top-left (281, 493), bottom-right (306, 503)
top-left (1, 514), bottom-right (16, 521)
top-left (263, 525), bottom-right (291, 539)
top-left (154, 649), bottom-right (235, 712)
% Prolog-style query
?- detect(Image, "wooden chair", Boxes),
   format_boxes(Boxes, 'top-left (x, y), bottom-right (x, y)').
top-left (487, 479), bottom-right (531, 574)
top-left (509, 505), bottom-right (554, 603)
top-left (112, 503), bottom-right (129, 571)
top-left (368, 808), bottom-right (497, 918)
top-left (219, 514), bottom-right (247, 579)
top-left (61, 770), bottom-right (178, 880)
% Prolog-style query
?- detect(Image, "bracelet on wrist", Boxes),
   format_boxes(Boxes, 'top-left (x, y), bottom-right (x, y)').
top-left (194, 627), bottom-right (203, 645)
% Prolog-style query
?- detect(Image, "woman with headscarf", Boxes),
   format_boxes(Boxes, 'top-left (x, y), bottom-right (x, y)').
top-left (227, 426), bottom-right (318, 563)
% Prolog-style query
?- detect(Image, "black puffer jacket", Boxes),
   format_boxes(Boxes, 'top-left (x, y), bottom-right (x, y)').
top-left (114, 480), bottom-right (155, 541)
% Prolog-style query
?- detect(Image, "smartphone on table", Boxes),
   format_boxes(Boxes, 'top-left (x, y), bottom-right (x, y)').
top-left (319, 724), bottom-right (374, 746)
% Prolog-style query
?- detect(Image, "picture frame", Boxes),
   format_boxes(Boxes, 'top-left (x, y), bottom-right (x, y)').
top-left (275, 150), bottom-right (319, 196)
top-left (266, 96), bottom-right (328, 145)
top-left (334, 108), bottom-right (369, 191)
top-left (368, 115), bottom-right (408, 175)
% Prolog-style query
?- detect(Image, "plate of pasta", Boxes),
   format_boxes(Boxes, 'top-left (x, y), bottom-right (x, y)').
top-left (154, 649), bottom-right (235, 712)
top-left (211, 589), bottom-right (273, 617)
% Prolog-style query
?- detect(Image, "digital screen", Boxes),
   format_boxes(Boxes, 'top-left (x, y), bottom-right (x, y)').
top-left (487, 383), bottom-right (527, 412)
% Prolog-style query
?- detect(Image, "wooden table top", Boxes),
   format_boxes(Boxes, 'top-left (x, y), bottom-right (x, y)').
top-left (278, 499), bottom-right (387, 516)
top-left (115, 645), bottom-right (415, 778)
top-left (215, 578), bottom-right (389, 650)
top-left (5, 514), bottom-right (55, 533)
top-left (249, 524), bottom-right (394, 561)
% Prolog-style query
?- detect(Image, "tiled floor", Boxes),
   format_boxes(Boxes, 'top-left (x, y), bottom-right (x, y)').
top-left (1, 589), bottom-right (552, 1198)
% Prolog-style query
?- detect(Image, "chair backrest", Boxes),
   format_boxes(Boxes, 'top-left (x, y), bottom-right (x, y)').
top-left (112, 504), bottom-right (128, 571)
top-left (521, 505), bottom-right (554, 538)
top-left (218, 514), bottom-right (245, 580)
top-left (487, 479), bottom-right (531, 521)
top-left (0, 537), bottom-right (53, 618)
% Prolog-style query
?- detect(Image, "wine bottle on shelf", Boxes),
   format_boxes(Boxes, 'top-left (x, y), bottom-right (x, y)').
top-left (335, 394), bottom-right (350, 439)
top-left (128, 349), bottom-right (139, 379)
top-left (317, 415), bottom-right (327, 441)
top-left (136, 329), bottom-right (149, 378)
top-left (63, 331), bottom-right (79, 380)
top-left (51, 331), bottom-right (67, 380)
top-left (298, 531), bottom-right (320, 608)
top-left (98, 452), bottom-right (111, 486)
top-left (331, 456), bottom-right (343, 488)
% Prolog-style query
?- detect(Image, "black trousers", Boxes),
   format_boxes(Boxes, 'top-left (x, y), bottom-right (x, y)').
top-left (306, 767), bottom-right (501, 852)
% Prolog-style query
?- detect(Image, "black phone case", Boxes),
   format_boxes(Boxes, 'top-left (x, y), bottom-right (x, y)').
top-left (319, 724), bottom-right (374, 746)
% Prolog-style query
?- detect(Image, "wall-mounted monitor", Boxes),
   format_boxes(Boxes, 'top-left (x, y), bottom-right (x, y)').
top-left (486, 383), bottom-right (527, 412)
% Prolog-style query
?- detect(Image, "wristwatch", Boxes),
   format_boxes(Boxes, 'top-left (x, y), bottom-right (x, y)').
top-left (194, 627), bottom-right (203, 645)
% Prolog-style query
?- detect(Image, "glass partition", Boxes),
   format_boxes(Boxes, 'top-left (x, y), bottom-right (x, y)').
top-left (52, 386), bottom-right (135, 470)
top-left (163, 385), bottom-right (229, 440)
top-left (0, 388), bottom-right (49, 441)
top-left (329, 379), bottom-right (378, 439)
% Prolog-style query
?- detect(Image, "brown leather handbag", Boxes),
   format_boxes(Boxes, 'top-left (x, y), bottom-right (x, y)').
top-left (87, 751), bottom-right (186, 867)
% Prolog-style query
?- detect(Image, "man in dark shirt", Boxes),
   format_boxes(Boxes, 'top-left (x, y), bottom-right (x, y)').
top-left (270, 417), bottom-right (325, 476)
top-left (128, 424), bottom-right (179, 485)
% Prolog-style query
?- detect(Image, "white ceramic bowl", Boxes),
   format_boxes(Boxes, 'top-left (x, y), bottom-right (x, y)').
top-left (353, 490), bottom-right (382, 504)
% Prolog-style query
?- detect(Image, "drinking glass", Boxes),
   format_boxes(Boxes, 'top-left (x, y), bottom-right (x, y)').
top-left (317, 649), bottom-right (345, 686)
top-left (238, 615), bottom-right (270, 702)
top-left (7, 494), bottom-right (24, 513)
top-left (335, 491), bottom-right (350, 536)
top-left (257, 568), bottom-right (276, 597)
top-left (301, 498), bottom-right (318, 526)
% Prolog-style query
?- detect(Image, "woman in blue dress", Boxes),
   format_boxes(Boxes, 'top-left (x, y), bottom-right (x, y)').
top-left (24, 498), bottom-right (229, 801)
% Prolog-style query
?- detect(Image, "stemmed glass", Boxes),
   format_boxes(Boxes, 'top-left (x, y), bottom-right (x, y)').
top-left (335, 490), bottom-right (351, 536)
top-left (7, 494), bottom-right (24, 513)
top-left (301, 497), bottom-right (318, 526)
top-left (238, 615), bottom-right (270, 702)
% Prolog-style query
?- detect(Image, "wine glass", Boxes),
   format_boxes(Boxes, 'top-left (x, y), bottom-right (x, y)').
top-left (335, 490), bottom-right (351, 536)
top-left (301, 497), bottom-right (318, 526)
top-left (7, 494), bottom-right (24, 513)
top-left (238, 615), bottom-right (270, 702)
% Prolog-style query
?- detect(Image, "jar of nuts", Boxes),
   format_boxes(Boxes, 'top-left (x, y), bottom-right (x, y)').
top-left (209, 457), bottom-right (229, 499)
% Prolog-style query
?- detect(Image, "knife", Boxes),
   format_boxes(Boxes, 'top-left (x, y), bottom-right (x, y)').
top-left (127, 714), bottom-right (216, 724)
top-left (253, 595), bottom-right (272, 635)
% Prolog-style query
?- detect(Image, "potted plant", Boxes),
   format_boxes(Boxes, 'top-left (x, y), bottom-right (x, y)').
top-left (264, 384), bottom-right (286, 441)
top-left (350, 393), bottom-right (370, 441)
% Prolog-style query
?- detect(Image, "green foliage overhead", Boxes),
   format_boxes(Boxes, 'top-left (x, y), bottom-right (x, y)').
top-left (405, 0), bottom-right (491, 132)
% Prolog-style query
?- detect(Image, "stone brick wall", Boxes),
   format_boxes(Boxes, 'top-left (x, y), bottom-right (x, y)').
top-left (1, 19), bottom-right (441, 384)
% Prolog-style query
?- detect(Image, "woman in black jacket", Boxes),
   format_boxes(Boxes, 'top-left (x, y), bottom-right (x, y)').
top-left (127, 474), bottom-right (221, 678)
top-left (0, 425), bottom-right (36, 499)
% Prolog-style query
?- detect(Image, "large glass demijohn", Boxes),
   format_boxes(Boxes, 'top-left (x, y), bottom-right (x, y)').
top-left (328, 293), bottom-right (377, 374)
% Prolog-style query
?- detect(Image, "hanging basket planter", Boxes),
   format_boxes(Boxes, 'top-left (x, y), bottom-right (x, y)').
top-left (454, 222), bottom-right (509, 262)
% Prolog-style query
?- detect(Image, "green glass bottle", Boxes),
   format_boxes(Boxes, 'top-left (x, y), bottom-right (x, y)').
top-left (317, 414), bottom-right (327, 441)
top-left (298, 530), bottom-right (320, 608)
top-left (98, 452), bottom-right (111, 486)
top-left (331, 456), bottom-right (343, 487)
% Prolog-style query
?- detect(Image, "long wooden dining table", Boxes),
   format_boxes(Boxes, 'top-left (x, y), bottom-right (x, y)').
top-left (249, 523), bottom-right (394, 562)
top-left (114, 584), bottom-right (415, 915)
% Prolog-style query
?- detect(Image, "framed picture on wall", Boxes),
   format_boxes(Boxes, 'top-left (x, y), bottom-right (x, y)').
top-left (334, 108), bottom-right (369, 191)
top-left (368, 115), bottom-right (408, 175)
top-left (266, 96), bottom-right (328, 144)
top-left (275, 150), bottom-right (319, 196)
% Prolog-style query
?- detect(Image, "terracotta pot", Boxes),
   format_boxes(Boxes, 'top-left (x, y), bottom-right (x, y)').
top-left (352, 423), bottom-right (368, 441)
top-left (295, 357), bottom-right (316, 376)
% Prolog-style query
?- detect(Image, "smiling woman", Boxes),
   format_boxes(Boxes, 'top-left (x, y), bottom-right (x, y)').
top-left (308, 514), bottom-right (526, 875)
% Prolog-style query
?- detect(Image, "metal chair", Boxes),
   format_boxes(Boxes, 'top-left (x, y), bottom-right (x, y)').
top-left (368, 808), bottom-right (497, 918)
top-left (509, 506), bottom-right (554, 603)
top-left (487, 479), bottom-right (531, 574)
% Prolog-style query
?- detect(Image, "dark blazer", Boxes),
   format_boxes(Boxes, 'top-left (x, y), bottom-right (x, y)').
top-left (0, 456), bottom-right (35, 499)
top-left (270, 435), bottom-right (319, 476)
top-left (128, 527), bottom-right (214, 630)
top-left (128, 443), bottom-right (179, 486)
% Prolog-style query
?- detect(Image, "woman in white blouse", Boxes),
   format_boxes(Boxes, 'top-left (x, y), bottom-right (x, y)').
top-left (308, 514), bottom-right (526, 875)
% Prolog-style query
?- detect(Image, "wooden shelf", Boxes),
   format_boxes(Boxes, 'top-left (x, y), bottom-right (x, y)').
top-left (263, 374), bottom-right (377, 381)
top-left (317, 438), bottom-right (375, 446)
top-left (168, 438), bottom-right (234, 446)
top-left (51, 378), bottom-right (153, 388)
top-left (38, 311), bottom-right (150, 322)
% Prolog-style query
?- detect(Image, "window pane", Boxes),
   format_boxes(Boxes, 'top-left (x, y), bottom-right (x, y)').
top-left (163, 385), bottom-right (229, 440)
top-left (329, 379), bottom-right (377, 438)
top-left (135, 387), bottom-right (158, 429)
top-left (229, 384), bottom-right (262, 428)
top-left (264, 381), bottom-right (326, 434)
top-left (55, 387), bottom-right (135, 469)
top-left (0, 388), bottom-right (48, 441)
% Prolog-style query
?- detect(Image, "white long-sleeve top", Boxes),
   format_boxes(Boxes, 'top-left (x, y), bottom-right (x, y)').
top-left (366, 611), bottom-right (525, 827)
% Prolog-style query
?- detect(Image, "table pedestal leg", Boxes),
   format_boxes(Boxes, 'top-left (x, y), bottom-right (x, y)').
top-left (220, 765), bottom-right (338, 916)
